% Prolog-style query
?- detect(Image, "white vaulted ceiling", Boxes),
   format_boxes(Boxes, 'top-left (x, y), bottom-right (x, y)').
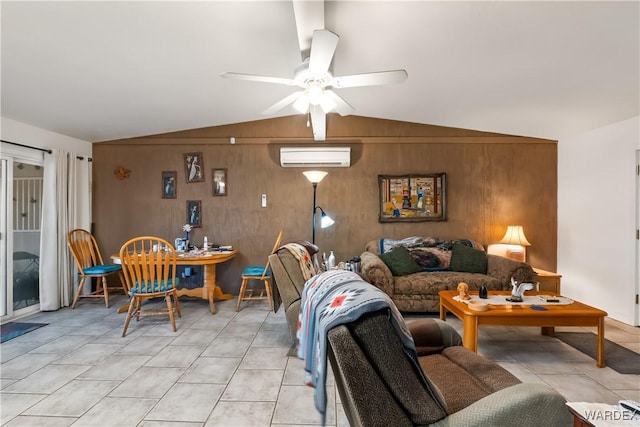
top-left (1, 1), bottom-right (638, 142)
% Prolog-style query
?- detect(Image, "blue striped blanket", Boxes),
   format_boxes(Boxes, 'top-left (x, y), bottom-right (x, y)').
top-left (296, 270), bottom-right (417, 424)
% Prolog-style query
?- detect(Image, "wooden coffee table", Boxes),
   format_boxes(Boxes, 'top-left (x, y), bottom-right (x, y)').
top-left (438, 290), bottom-right (608, 367)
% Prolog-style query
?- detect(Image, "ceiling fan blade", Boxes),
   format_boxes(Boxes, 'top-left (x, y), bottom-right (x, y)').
top-left (220, 72), bottom-right (296, 86)
top-left (308, 29), bottom-right (339, 74)
top-left (309, 104), bottom-right (326, 141)
top-left (324, 90), bottom-right (354, 116)
top-left (332, 70), bottom-right (408, 88)
top-left (292, 0), bottom-right (325, 61)
top-left (262, 91), bottom-right (305, 115)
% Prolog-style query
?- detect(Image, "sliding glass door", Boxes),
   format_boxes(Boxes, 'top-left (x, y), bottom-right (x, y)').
top-left (1, 145), bottom-right (44, 320)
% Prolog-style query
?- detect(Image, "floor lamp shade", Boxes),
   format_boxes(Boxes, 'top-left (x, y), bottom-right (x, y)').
top-left (320, 212), bottom-right (334, 228)
top-left (303, 171), bottom-right (327, 184)
top-left (303, 171), bottom-right (333, 244)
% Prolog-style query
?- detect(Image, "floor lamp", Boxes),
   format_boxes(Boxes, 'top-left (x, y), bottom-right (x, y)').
top-left (303, 171), bottom-right (335, 244)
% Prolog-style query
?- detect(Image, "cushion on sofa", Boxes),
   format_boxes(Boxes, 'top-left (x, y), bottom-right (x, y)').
top-left (379, 246), bottom-right (421, 276)
top-left (450, 243), bottom-right (487, 274)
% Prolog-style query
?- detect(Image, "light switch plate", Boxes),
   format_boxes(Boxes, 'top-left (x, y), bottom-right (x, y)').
top-left (261, 194), bottom-right (267, 208)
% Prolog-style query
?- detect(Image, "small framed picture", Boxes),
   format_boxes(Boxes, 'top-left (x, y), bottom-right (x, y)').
top-left (186, 200), bottom-right (202, 227)
top-left (161, 171), bottom-right (177, 199)
top-left (213, 168), bottom-right (227, 196)
top-left (184, 152), bottom-right (204, 183)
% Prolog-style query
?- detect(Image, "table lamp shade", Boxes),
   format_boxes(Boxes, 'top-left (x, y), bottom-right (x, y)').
top-left (499, 225), bottom-right (531, 246)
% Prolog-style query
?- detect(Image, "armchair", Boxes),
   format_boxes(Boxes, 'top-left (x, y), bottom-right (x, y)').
top-left (268, 241), bottom-right (319, 339)
top-left (328, 309), bottom-right (573, 427)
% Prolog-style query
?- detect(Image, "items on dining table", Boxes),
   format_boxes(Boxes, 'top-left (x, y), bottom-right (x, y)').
top-left (174, 238), bottom-right (188, 252)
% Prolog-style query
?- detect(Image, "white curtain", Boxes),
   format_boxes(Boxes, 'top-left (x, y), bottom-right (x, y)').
top-left (39, 149), bottom-right (91, 310)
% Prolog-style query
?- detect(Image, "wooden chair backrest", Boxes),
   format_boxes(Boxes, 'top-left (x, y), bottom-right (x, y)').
top-left (260, 229), bottom-right (283, 278)
top-left (67, 228), bottom-right (104, 270)
top-left (118, 236), bottom-right (177, 294)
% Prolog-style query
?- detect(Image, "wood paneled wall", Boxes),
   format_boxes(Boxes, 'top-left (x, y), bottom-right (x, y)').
top-left (93, 115), bottom-right (557, 296)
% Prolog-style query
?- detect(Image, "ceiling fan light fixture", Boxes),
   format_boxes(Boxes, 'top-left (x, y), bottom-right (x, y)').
top-left (306, 83), bottom-right (324, 105)
top-left (293, 95), bottom-right (310, 114)
top-left (320, 96), bottom-right (336, 114)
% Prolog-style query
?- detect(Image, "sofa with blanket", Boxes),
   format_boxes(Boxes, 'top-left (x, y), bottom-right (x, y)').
top-left (361, 236), bottom-right (535, 312)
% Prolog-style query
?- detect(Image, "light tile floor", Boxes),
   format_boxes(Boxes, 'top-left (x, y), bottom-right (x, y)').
top-left (1, 294), bottom-right (639, 426)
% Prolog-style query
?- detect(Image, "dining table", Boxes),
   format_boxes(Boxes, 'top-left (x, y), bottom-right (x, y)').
top-left (111, 249), bottom-right (237, 314)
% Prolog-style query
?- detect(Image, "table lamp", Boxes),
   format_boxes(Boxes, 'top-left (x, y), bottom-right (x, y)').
top-left (499, 225), bottom-right (531, 262)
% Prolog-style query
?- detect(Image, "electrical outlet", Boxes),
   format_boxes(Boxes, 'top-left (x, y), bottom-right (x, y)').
top-left (261, 194), bottom-right (267, 208)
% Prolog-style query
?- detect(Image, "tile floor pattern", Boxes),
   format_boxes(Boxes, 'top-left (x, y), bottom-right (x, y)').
top-left (1, 294), bottom-right (639, 426)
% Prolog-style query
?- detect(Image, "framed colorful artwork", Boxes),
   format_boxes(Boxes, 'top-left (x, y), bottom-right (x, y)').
top-left (378, 173), bottom-right (446, 222)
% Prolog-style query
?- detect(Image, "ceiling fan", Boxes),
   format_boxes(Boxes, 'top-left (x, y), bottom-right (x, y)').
top-left (221, 29), bottom-right (408, 141)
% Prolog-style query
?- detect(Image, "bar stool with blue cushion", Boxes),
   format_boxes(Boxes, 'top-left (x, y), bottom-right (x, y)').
top-left (119, 236), bottom-right (182, 336)
top-left (236, 229), bottom-right (283, 311)
top-left (67, 228), bottom-right (127, 308)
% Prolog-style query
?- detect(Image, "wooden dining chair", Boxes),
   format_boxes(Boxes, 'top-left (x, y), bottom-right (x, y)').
top-left (67, 228), bottom-right (126, 309)
top-left (119, 236), bottom-right (182, 337)
top-left (236, 229), bottom-right (283, 311)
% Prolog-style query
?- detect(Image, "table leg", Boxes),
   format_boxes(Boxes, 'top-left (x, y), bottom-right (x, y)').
top-left (439, 302), bottom-right (446, 321)
top-left (462, 315), bottom-right (478, 352)
top-left (202, 264), bottom-right (233, 314)
top-left (597, 316), bottom-right (606, 368)
top-left (541, 326), bottom-right (555, 336)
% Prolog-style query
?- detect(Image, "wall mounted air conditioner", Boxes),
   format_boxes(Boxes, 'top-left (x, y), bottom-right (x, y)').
top-left (280, 147), bottom-right (351, 167)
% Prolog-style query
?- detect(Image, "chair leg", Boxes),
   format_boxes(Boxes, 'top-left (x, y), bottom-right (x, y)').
top-left (264, 279), bottom-right (273, 311)
top-left (236, 278), bottom-right (248, 311)
top-left (118, 271), bottom-right (127, 294)
top-left (166, 294), bottom-right (177, 332)
top-left (172, 290), bottom-right (182, 317)
top-left (71, 277), bottom-right (87, 309)
top-left (101, 276), bottom-right (110, 308)
top-left (122, 297), bottom-right (136, 337)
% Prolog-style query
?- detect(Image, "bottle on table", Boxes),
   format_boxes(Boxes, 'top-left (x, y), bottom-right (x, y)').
top-left (479, 285), bottom-right (488, 299)
top-left (328, 251), bottom-right (336, 270)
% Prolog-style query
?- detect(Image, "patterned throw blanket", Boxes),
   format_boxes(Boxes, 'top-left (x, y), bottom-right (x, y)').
top-left (280, 243), bottom-right (317, 281)
top-left (297, 270), bottom-right (417, 424)
top-left (379, 236), bottom-right (482, 270)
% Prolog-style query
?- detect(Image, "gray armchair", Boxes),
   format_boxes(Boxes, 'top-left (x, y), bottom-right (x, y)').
top-left (328, 310), bottom-right (573, 427)
top-left (268, 241), bottom-right (319, 339)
